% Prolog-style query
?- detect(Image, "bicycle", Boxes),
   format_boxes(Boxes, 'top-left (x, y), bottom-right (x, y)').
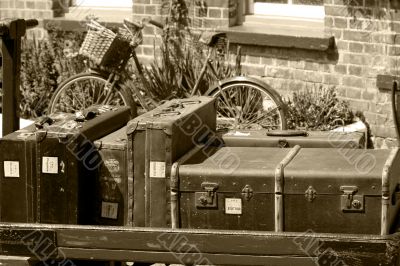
top-left (48, 18), bottom-right (287, 130)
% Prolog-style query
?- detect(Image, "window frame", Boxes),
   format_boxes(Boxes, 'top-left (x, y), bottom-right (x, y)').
top-left (249, 1), bottom-right (324, 20)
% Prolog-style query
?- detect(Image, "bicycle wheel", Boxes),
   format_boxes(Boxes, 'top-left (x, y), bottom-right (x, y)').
top-left (48, 72), bottom-right (136, 116)
top-left (206, 77), bottom-right (287, 130)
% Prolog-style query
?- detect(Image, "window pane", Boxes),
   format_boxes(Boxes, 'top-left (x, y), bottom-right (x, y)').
top-left (293, 0), bottom-right (323, 5)
top-left (254, 0), bottom-right (289, 3)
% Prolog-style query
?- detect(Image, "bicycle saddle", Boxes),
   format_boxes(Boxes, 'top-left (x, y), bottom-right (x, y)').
top-left (198, 31), bottom-right (226, 47)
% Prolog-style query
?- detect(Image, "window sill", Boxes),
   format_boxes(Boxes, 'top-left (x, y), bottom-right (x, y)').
top-left (220, 16), bottom-right (334, 52)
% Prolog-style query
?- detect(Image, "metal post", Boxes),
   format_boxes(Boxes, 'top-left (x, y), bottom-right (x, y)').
top-left (0, 19), bottom-right (38, 136)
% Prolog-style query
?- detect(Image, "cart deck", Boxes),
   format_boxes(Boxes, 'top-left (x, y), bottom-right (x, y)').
top-left (0, 222), bottom-right (398, 265)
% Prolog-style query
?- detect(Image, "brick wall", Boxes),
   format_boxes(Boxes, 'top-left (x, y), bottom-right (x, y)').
top-left (132, 0), bottom-right (239, 61)
top-left (0, 0), bottom-right (53, 39)
top-left (132, 0), bottom-right (400, 146)
top-left (0, 0), bottom-right (53, 20)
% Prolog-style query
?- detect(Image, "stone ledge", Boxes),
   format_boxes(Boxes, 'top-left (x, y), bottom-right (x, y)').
top-left (220, 25), bottom-right (335, 52)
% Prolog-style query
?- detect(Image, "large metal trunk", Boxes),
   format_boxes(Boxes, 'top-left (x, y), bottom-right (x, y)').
top-left (283, 147), bottom-right (400, 235)
top-left (0, 124), bottom-right (37, 222)
top-left (215, 129), bottom-right (366, 148)
top-left (127, 96), bottom-right (216, 227)
top-left (176, 146), bottom-right (292, 231)
top-left (93, 126), bottom-right (130, 226)
top-left (36, 106), bottom-right (131, 224)
top-left (173, 145), bottom-right (400, 235)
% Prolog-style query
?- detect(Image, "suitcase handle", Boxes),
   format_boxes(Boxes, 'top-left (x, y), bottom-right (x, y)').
top-left (266, 130), bottom-right (308, 137)
top-left (152, 111), bottom-right (181, 117)
top-left (35, 116), bottom-right (54, 129)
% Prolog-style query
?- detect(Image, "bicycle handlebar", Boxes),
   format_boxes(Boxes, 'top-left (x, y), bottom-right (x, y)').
top-left (147, 19), bottom-right (163, 29)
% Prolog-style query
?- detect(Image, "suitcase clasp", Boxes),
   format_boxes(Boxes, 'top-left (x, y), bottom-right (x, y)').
top-left (195, 182), bottom-right (219, 208)
top-left (340, 186), bottom-right (364, 212)
top-left (241, 184), bottom-right (253, 201)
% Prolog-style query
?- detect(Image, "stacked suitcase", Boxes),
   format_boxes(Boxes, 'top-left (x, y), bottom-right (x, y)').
top-left (1, 97), bottom-right (400, 236)
top-left (0, 105), bottom-right (131, 224)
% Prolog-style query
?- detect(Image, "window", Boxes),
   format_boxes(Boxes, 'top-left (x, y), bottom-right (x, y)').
top-left (75, 0), bottom-right (132, 8)
top-left (252, 0), bottom-right (324, 20)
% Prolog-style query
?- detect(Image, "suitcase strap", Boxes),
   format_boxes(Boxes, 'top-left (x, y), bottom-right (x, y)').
top-left (274, 145), bottom-right (301, 232)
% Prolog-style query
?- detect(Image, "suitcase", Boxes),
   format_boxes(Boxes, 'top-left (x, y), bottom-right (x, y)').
top-left (173, 145), bottom-right (400, 235)
top-left (0, 124), bottom-right (37, 222)
top-left (127, 96), bottom-right (216, 227)
top-left (214, 129), bottom-right (366, 148)
top-left (36, 105), bottom-right (131, 224)
top-left (93, 127), bottom-right (131, 226)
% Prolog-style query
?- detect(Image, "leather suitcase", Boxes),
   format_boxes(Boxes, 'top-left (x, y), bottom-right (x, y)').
top-left (0, 124), bottom-right (37, 222)
top-left (127, 96), bottom-right (216, 227)
top-left (215, 129), bottom-right (366, 148)
top-left (173, 145), bottom-right (400, 235)
top-left (172, 146), bottom-right (297, 231)
top-left (36, 106), bottom-right (131, 224)
top-left (93, 126), bottom-right (131, 226)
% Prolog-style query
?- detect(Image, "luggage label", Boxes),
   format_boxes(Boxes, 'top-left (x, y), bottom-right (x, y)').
top-left (4, 161), bottom-right (20, 178)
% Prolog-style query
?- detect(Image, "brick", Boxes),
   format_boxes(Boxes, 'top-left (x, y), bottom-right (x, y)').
top-left (347, 99), bottom-right (369, 111)
top-left (242, 65), bottom-right (264, 77)
top-left (208, 8), bottom-right (222, 18)
top-left (288, 60), bottom-right (305, 69)
top-left (349, 42), bottom-right (363, 53)
top-left (343, 76), bottom-right (364, 87)
top-left (204, 0), bottom-right (229, 8)
top-left (132, 4), bottom-right (145, 14)
top-left (343, 30), bottom-right (371, 42)
top-left (304, 62), bottom-right (320, 71)
top-left (346, 87), bottom-right (362, 98)
top-left (261, 57), bottom-right (274, 66)
top-left (151, 0), bottom-right (161, 4)
top-left (203, 18), bottom-right (228, 29)
top-left (145, 5), bottom-right (156, 15)
top-left (336, 40), bottom-right (349, 50)
top-left (325, 5), bottom-right (348, 16)
top-left (266, 67), bottom-right (292, 79)
top-left (372, 33), bottom-right (395, 44)
top-left (371, 125), bottom-right (397, 138)
top-left (16, 0), bottom-right (24, 9)
top-left (343, 53), bottom-right (369, 65)
top-left (335, 64), bottom-right (347, 74)
top-left (364, 43), bottom-right (385, 54)
top-left (323, 74), bottom-right (341, 85)
top-left (305, 72), bottom-right (323, 83)
top-left (325, 16), bottom-right (334, 28)
top-left (245, 55), bottom-right (261, 64)
top-left (334, 17), bottom-right (347, 28)
top-left (348, 65), bottom-right (363, 76)
top-left (136, 0), bottom-right (150, 3)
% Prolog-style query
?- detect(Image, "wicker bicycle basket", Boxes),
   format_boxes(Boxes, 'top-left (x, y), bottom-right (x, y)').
top-left (79, 21), bottom-right (132, 68)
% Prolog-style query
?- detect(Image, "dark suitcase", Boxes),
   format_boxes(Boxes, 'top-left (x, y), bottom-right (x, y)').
top-left (215, 129), bottom-right (366, 148)
top-left (283, 147), bottom-right (400, 235)
top-left (173, 146), bottom-right (297, 231)
top-left (0, 124), bottom-right (37, 222)
top-left (127, 96), bottom-right (216, 227)
top-left (173, 145), bottom-right (400, 235)
top-left (93, 126), bottom-right (131, 226)
top-left (36, 105), bottom-right (131, 224)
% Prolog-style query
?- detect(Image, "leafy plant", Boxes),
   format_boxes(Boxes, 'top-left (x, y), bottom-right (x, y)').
top-left (284, 85), bottom-right (354, 130)
top-left (142, 0), bottom-right (242, 102)
top-left (19, 23), bottom-right (89, 119)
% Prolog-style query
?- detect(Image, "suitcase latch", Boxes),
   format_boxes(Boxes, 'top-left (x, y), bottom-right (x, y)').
top-left (195, 182), bottom-right (219, 208)
top-left (340, 186), bottom-right (364, 212)
top-left (241, 185), bottom-right (253, 201)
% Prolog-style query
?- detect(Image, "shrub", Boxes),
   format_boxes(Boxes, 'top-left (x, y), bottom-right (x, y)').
top-left (142, 0), bottom-right (242, 102)
top-left (284, 85), bottom-right (354, 130)
top-left (19, 22), bottom-right (89, 119)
